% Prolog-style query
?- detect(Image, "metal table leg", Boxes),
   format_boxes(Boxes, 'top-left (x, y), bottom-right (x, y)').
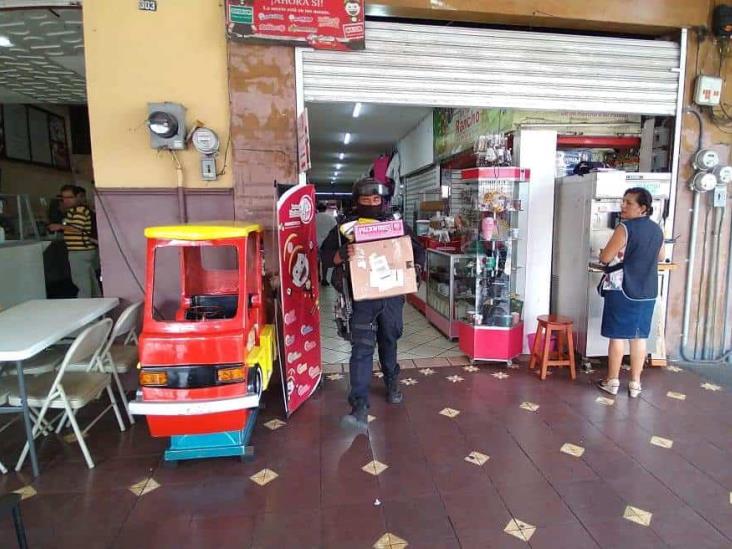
top-left (15, 361), bottom-right (39, 477)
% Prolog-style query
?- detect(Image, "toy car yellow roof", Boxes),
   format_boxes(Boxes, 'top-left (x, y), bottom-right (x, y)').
top-left (144, 221), bottom-right (262, 241)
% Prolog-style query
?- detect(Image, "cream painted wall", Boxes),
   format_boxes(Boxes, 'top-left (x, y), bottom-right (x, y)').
top-left (82, 1), bottom-right (233, 189)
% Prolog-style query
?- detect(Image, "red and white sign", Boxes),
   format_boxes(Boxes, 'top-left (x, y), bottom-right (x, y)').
top-left (226, 0), bottom-right (365, 51)
top-left (353, 219), bottom-right (404, 243)
top-left (276, 184), bottom-right (321, 416)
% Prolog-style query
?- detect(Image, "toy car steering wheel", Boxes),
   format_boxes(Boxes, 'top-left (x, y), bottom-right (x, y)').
top-left (187, 305), bottom-right (225, 320)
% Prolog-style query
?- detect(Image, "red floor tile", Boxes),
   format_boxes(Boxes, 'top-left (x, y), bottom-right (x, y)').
top-left (321, 502), bottom-right (385, 547)
top-left (3, 363), bottom-right (731, 548)
top-left (250, 509), bottom-right (322, 548)
top-left (381, 495), bottom-right (457, 546)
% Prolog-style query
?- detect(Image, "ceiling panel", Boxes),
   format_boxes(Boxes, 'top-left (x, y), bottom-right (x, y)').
top-left (0, 7), bottom-right (86, 104)
top-left (306, 101), bottom-right (431, 186)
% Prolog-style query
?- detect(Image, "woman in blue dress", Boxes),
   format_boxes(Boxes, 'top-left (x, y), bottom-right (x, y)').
top-left (597, 187), bottom-right (664, 398)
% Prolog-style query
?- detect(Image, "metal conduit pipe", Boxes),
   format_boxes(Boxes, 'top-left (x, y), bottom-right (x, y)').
top-left (724, 207), bottom-right (732, 362)
top-left (702, 206), bottom-right (723, 359)
top-left (679, 191), bottom-right (732, 364)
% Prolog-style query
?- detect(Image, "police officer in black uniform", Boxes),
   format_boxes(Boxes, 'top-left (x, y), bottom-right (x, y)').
top-left (320, 178), bottom-right (425, 431)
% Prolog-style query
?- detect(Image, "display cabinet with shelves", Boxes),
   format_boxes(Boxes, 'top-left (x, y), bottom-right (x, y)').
top-left (425, 250), bottom-right (470, 339)
top-left (455, 167), bottom-right (530, 365)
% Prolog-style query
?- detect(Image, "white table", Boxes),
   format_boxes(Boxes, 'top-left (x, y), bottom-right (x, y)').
top-left (0, 298), bottom-right (119, 476)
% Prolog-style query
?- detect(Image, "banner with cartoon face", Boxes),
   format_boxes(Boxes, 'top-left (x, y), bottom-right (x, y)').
top-left (276, 184), bottom-right (322, 416)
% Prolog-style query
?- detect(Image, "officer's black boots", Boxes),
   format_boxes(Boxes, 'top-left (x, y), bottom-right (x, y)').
top-left (341, 404), bottom-right (368, 432)
top-left (386, 383), bottom-right (403, 404)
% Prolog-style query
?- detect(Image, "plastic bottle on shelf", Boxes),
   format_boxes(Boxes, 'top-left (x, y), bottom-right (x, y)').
top-left (481, 216), bottom-right (495, 240)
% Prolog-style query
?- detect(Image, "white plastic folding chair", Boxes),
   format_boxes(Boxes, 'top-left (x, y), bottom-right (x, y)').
top-left (9, 319), bottom-right (126, 470)
top-left (3, 347), bottom-right (65, 377)
top-left (0, 379), bottom-right (11, 474)
top-left (67, 301), bottom-right (142, 426)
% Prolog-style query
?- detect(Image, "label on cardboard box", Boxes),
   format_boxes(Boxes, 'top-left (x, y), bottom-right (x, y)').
top-left (353, 219), bottom-right (404, 243)
top-left (350, 235), bottom-right (417, 301)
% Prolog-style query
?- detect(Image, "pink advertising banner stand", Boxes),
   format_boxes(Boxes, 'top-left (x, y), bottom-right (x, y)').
top-left (276, 183), bottom-right (322, 416)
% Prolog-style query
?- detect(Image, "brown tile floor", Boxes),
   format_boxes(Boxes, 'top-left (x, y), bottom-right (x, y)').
top-left (1, 359), bottom-right (732, 548)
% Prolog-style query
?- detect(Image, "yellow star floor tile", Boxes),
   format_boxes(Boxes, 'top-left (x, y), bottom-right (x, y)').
top-left (128, 478), bottom-right (160, 497)
top-left (373, 532), bottom-right (408, 548)
top-left (520, 402), bottom-right (540, 412)
top-left (439, 407), bottom-right (461, 418)
top-left (62, 432), bottom-right (88, 444)
top-left (362, 460), bottom-right (389, 476)
top-left (701, 382), bottom-right (722, 391)
top-left (623, 505), bottom-right (653, 526)
top-left (596, 396), bottom-right (615, 406)
top-left (666, 391), bottom-right (686, 400)
top-left (446, 375), bottom-right (464, 383)
top-left (13, 485), bottom-right (37, 501)
top-left (560, 443), bottom-right (585, 457)
top-left (492, 372), bottom-right (510, 379)
top-left (650, 436), bottom-right (674, 449)
top-left (263, 419), bottom-right (287, 431)
top-left (465, 451), bottom-right (490, 466)
top-left (419, 368), bottom-right (435, 375)
top-left (250, 468), bottom-right (279, 486)
top-left (503, 518), bottom-right (536, 542)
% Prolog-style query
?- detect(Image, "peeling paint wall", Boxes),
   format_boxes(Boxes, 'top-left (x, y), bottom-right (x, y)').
top-left (228, 43), bottom-right (298, 261)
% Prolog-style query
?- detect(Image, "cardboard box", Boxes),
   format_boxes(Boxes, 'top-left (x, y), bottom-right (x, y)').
top-left (349, 236), bottom-right (417, 301)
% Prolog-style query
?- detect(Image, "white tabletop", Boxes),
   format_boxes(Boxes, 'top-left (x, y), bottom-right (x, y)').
top-left (0, 298), bottom-right (120, 361)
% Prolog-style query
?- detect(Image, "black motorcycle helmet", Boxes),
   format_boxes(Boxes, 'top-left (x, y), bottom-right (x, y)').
top-left (352, 177), bottom-right (391, 219)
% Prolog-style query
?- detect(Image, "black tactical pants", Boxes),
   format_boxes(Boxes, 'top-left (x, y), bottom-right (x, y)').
top-left (348, 296), bottom-right (404, 408)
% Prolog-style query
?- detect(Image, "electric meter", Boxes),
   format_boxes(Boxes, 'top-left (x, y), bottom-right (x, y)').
top-left (693, 149), bottom-right (720, 171)
top-left (713, 165), bottom-right (732, 185)
top-left (191, 127), bottom-right (220, 155)
top-left (691, 172), bottom-right (718, 193)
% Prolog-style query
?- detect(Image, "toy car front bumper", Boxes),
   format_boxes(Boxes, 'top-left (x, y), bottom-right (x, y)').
top-left (128, 392), bottom-right (260, 416)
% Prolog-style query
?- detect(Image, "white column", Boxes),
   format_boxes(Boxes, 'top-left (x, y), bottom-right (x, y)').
top-left (515, 129), bottom-right (557, 353)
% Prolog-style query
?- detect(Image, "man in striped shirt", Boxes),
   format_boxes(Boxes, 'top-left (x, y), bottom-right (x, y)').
top-left (48, 184), bottom-right (101, 298)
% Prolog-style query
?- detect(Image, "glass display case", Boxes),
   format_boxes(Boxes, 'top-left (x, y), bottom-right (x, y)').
top-left (455, 167), bottom-right (530, 365)
top-left (425, 250), bottom-right (470, 338)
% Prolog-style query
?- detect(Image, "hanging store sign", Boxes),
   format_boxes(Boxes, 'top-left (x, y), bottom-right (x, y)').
top-left (434, 108), bottom-right (514, 160)
top-left (226, 0), bottom-right (365, 51)
top-left (297, 109), bottom-right (311, 173)
top-left (276, 183), bottom-right (322, 416)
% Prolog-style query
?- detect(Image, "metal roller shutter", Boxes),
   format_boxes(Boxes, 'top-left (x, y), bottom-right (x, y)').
top-left (403, 165), bottom-right (440, 230)
top-left (301, 21), bottom-right (681, 115)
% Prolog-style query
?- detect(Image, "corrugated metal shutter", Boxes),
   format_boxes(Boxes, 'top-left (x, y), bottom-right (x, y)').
top-left (445, 169), bottom-right (469, 216)
top-left (403, 165), bottom-right (440, 230)
top-left (302, 21), bottom-right (680, 116)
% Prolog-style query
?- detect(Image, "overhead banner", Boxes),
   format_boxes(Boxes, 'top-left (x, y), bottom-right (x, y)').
top-left (276, 183), bottom-right (322, 416)
top-left (226, 0), bottom-right (365, 51)
top-left (434, 108), bottom-right (514, 160)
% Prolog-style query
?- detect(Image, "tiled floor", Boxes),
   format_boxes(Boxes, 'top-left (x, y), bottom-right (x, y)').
top-left (320, 286), bottom-right (466, 371)
top-left (1, 357), bottom-right (731, 548)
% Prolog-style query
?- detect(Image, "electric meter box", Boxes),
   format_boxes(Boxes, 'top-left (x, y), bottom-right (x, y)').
top-left (694, 76), bottom-right (723, 106)
top-left (147, 102), bottom-right (187, 150)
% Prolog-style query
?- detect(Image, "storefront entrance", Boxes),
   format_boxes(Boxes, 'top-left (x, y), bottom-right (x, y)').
top-left (301, 20), bottom-right (686, 367)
